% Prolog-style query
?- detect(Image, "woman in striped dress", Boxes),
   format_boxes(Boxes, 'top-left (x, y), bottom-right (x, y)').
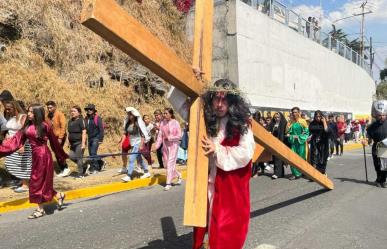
top-left (4, 101), bottom-right (32, 193)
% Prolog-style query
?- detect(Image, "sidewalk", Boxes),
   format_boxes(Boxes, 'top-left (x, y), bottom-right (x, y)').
top-left (0, 142), bottom-right (364, 214)
top-left (0, 165), bottom-right (186, 213)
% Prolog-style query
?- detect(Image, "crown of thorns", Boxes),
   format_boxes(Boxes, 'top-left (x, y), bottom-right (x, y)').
top-left (204, 83), bottom-right (242, 96)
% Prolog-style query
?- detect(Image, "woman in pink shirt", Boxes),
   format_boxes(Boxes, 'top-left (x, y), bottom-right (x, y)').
top-left (152, 108), bottom-right (182, 191)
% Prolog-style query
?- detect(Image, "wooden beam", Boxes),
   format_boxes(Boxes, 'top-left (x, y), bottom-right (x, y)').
top-left (251, 121), bottom-right (334, 190)
top-left (253, 145), bottom-right (272, 163)
top-left (80, 0), bottom-right (203, 98)
top-left (183, 0), bottom-right (214, 227)
top-left (184, 99), bottom-right (209, 227)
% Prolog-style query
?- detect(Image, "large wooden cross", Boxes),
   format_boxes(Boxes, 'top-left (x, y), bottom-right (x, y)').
top-left (81, 0), bottom-right (334, 228)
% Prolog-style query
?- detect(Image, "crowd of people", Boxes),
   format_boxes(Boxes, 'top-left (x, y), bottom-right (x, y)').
top-left (0, 89), bottom-right (190, 218)
top-left (1, 78), bottom-right (386, 249)
top-left (251, 107), bottom-right (371, 180)
top-left (0, 83), bottom-right (384, 226)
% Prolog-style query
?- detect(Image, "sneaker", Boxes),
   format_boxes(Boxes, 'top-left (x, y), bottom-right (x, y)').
top-left (271, 174), bottom-right (278, 179)
top-left (100, 160), bottom-right (107, 170)
top-left (61, 168), bottom-right (71, 177)
top-left (14, 186), bottom-right (28, 193)
top-left (88, 170), bottom-right (98, 175)
top-left (82, 164), bottom-right (90, 175)
top-left (135, 166), bottom-right (143, 174)
top-left (121, 176), bottom-right (131, 182)
top-left (288, 175), bottom-right (300, 181)
top-left (164, 184), bottom-right (172, 191)
top-left (176, 177), bottom-right (182, 185)
top-left (140, 172), bottom-right (151, 179)
top-left (117, 167), bottom-right (128, 174)
top-left (57, 171), bottom-right (64, 177)
top-left (74, 174), bottom-right (85, 179)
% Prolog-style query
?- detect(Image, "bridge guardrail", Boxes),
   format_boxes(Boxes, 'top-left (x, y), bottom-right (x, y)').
top-left (240, 0), bottom-right (372, 76)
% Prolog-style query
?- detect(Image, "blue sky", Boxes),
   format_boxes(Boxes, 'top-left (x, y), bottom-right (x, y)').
top-left (283, 0), bottom-right (387, 79)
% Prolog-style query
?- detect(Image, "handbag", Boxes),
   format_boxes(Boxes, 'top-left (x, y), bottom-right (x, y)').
top-left (376, 142), bottom-right (387, 171)
top-left (122, 134), bottom-right (131, 151)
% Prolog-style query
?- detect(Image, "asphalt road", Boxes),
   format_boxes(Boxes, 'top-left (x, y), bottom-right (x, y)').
top-left (1, 148), bottom-right (386, 249)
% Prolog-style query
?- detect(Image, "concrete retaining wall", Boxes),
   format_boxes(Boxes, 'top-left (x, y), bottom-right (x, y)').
top-left (187, 0), bottom-right (376, 116)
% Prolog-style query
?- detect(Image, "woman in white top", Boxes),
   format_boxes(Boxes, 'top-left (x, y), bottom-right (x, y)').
top-left (3, 101), bottom-right (32, 193)
top-left (120, 107), bottom-right (151, 182)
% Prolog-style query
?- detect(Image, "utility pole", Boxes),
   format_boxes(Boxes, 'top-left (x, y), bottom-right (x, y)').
top-left (359, 1), bottom-right (369, 59)
top-left (370, 36), bottom-right (374, 71)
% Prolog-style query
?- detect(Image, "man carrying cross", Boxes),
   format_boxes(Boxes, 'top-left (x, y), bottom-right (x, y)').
top-left (193, 79), bottom-right (255, 249)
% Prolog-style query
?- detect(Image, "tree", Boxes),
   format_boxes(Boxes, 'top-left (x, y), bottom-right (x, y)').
top-left (348, 38), bottom-right (369, 59)
top-left (381, 68), bottom-right (387, 81)
top-left (376, 81), bottom-right (387, 99)
top-left (329, 26), bottom-right (348, 44)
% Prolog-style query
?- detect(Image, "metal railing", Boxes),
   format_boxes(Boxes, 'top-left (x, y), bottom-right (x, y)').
top-left (240, 0), bottom-right (372, 76)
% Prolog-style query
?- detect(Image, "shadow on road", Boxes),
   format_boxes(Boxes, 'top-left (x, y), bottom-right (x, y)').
top-left (335, 177), bottom-right (375, 186)
top-left (137, 216), bottom-right (192, 249)
top-left (250, 189), bottom-right (329, 219)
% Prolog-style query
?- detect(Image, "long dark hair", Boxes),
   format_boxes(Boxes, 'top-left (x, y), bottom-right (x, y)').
top-left (202, 79), bottom-right (251, 138)
top-left (313, 110), bottom-right (324, 123)
top-left (23, 104), bottom-right (46, 139)
top-left (125, 112), bottom-right (139, 135)
top-left (164, 107), bottom-right (175, 119)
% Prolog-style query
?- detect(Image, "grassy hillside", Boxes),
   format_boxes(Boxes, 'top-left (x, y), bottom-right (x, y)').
top-left (0, 0), bottom-right (192, 168)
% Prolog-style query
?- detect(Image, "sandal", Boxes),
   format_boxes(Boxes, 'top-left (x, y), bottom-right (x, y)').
top-left (28, 209), bottom-right (45, 219)
top-left (57, 192), bottom-right (66, 210)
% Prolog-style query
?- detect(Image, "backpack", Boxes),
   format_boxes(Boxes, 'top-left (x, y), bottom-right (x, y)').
top-left (93, 114), bottom-right (107, 129)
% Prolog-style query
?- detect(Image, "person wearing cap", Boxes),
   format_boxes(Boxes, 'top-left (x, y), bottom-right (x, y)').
top-left (84, 104), bottom-right (104, 174)
top-left (0, 90), bottom-right (14, 105)
top-left (365, 100), bottom-right (387, 188)
top-left (45, 100), bottom-right (69, 177)
top-left (120, 107), bottom-right (151, 182)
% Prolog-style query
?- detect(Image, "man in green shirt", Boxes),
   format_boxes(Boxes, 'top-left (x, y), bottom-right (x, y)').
top-left (287, 107), bottom-right (309, 180)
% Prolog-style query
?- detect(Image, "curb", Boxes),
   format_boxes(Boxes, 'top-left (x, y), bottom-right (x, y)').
top-left (343, 143), bottom-right (363, 151)
top-left (0, 143), bottom-right (364, 214)
top-left (0, 170), bottom-right (187, 214)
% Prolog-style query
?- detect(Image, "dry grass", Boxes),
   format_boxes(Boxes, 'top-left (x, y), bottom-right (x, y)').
top-left (0, 0), bottom-right (193, 172)
top-left (0, 0), bottom-right (192, 83)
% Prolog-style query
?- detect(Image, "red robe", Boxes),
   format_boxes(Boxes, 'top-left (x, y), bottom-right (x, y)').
top-left (193, 132), bottom-right (252, 249)
top-left (0, 123), bottom-right (68, 203)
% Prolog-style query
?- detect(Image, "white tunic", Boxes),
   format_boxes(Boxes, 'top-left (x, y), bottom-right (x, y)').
top-left (207, 117), bottom-right (256, 217)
